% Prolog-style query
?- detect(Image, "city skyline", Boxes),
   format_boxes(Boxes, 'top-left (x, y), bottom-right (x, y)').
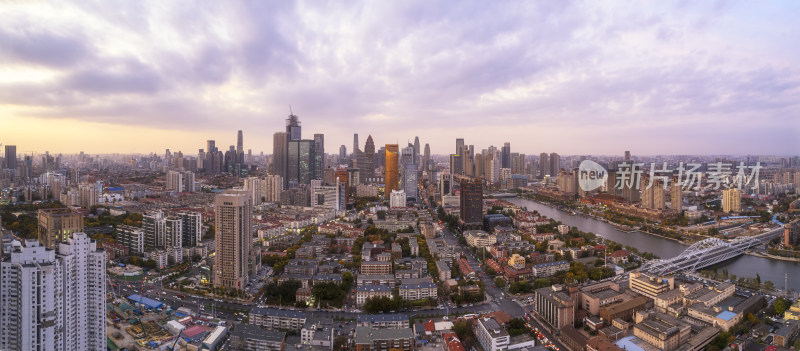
top-left (1, 2), bottom-right (799, 155)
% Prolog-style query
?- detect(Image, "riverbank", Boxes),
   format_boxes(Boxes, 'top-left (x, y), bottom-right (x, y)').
top-left (515, 194), bottom-right (689, 246)
top-left (746, 251), bottom-right (800, 263)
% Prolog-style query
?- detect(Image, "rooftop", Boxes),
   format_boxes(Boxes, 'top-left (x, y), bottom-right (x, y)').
top-left (354, 326), bottom-right (414, 344)
top-left (231, 324), bottom-right (286, 342)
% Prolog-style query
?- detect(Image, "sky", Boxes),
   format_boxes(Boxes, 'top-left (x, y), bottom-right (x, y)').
top-left (1, 1), bottom-right (799, 157)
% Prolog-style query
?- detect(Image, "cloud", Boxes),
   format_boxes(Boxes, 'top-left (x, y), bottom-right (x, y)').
top-left (0, 0), bottom-right (798, 155)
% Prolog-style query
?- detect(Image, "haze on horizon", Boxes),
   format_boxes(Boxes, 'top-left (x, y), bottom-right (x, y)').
top-left (1, 1), bottom-right (799, 156)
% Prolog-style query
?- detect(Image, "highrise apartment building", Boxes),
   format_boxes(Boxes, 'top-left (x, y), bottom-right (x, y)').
top-left (214, 190), bottom-right (252, 289)
top-left (143, 210), bottom-right (166, 249)
top-left (263, 175), bottom-right (284, 203)
top-left (722, 188), bottom-right (741, 213)
top-left (0, 233), bottom-right (106, 351)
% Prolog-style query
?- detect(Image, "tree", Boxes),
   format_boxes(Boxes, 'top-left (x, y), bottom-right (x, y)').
top-left (495, 277), bottom-right (506, 288)
top-left (773, 298), bottom-right (789, 315)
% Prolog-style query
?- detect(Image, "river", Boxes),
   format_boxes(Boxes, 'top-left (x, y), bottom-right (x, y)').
top-left (505, 196), bottom-right (800, 293)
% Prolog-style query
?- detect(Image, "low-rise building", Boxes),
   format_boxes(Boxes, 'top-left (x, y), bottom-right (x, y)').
top-left (361, 261), bottom-right (392, 275)
top-left (249, 307), bottom-right (307, 331)
top-left (398, 278), bottom-right (437, 300)
top-left (356, 314), bottom-right (410, 329)
top-left (464, 230), bottom-right (497, 248)
top-left (356, 285), bottom-right (393, 306)
top-left (354, 326), bottom-right (415, 351)
top-left (599, 296), bottom-right (649, 323)
top-left (579, 281), bottom-right (625, 316)
top-left (301, 318), bottom-right (335, 349)
top-left (230, 323), bottom-right (286, 351)
top-left (629, 271), bottom-right (674, 298)
top-left (532, 260), bottom-right (569, 278)
top-left (475, 317), bottom-right (510, 351)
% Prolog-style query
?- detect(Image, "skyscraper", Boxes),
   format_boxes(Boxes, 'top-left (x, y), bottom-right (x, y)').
top-left (624, 151), bottom-right (631, 162)
top-left (385, 144), bottom-right (399, 198)
top-left (423, 143), bottom-right (431, 172)
top-left (4, 145), bottom-right (16, 170)
top-left (38, 208), bottom-right (84, 249)
top-left (353, 133), bottom-right (359, 155)
top-left (314, 133), bottom-right (325, 180)
top-left (287, 139), bottom-right (316, 187)
top-left (237, 130), bottom-right (243, 154)
top-left (403, 163), bottom-right (418, 202)
top-left (450, 154), bottom-right (463, 175)
top-left (549, 152), bottom-right (560, 178)
top-left (364, 135), bottom-right (376, 179)
top-left (339, 145), bottom-right (347, 161)
top-left (287, 113), bottom-right (301, 140)
top-left (501, 142), bottom-right (511, 169)
top-left (273, 132), bottom-right (288, 180)
top-left (214, 190), bottom-right (252, 289)
top-left (539, 153), bottom-right (548, 178)
top-left (460, 178), bottom-right (483, 229)
top-left (414, 136), bottom-right (420, 164)
top-left (455, 138), bottom-right (465, 174)
top-left (0, 233), bottom-right (106, 351)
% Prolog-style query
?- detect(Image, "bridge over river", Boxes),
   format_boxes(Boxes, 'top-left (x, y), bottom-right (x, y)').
top-left (639, 226), bottom-right (785, 275)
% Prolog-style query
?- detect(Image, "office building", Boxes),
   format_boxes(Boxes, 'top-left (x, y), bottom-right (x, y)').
top-left (390, 190), bottom-right (406, 208)
top-left (214, 190), bottom-right (252, 289)
top-left (314, 133), bottom-right (325, 180)
top-left (460, 178), bottom-right (483, 228)
top-left (353, 133), bottom-right (359, 156)
top-left (273, 132), bottom-right (288, 181)
top-left (403, 163), bottom-right (418, 202)
top-left (629, 271), bottom-right (674, 298)
top-left (475, 317), bottom-right (510, 351)
top-left (534, 285), bottom-right (575, 330)
top-left (4, 145), bottom-right (16, 170)
top-left (0, 233), bottom-right (106, 351)
top-left (385, 144), bottom-right (399, 197)
top-left (37, 208), bottom-right (84, 249)
top-left (501, 142), bottom-right (511, 169)
top-left (722, 188), bottom-right (741, 213)
top-left (364, 135), bottom-right (376, 179)
top-left (287, 139), bottom-right (316, 187)
top-left (449, 154), bottom-right (463, 175)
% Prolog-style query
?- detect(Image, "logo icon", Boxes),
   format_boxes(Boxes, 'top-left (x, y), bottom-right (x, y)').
top-left (579, 160), bottom-right (607, 192)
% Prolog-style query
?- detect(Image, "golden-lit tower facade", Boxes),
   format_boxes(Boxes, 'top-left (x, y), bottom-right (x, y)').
top-left (385, 144), bottom-right (399, 198)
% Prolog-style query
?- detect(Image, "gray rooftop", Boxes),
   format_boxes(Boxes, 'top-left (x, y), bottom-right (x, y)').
top-left (231, 323), bottom-right (286, 342)
top-left (355, 326), bottom-right (414, 343)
